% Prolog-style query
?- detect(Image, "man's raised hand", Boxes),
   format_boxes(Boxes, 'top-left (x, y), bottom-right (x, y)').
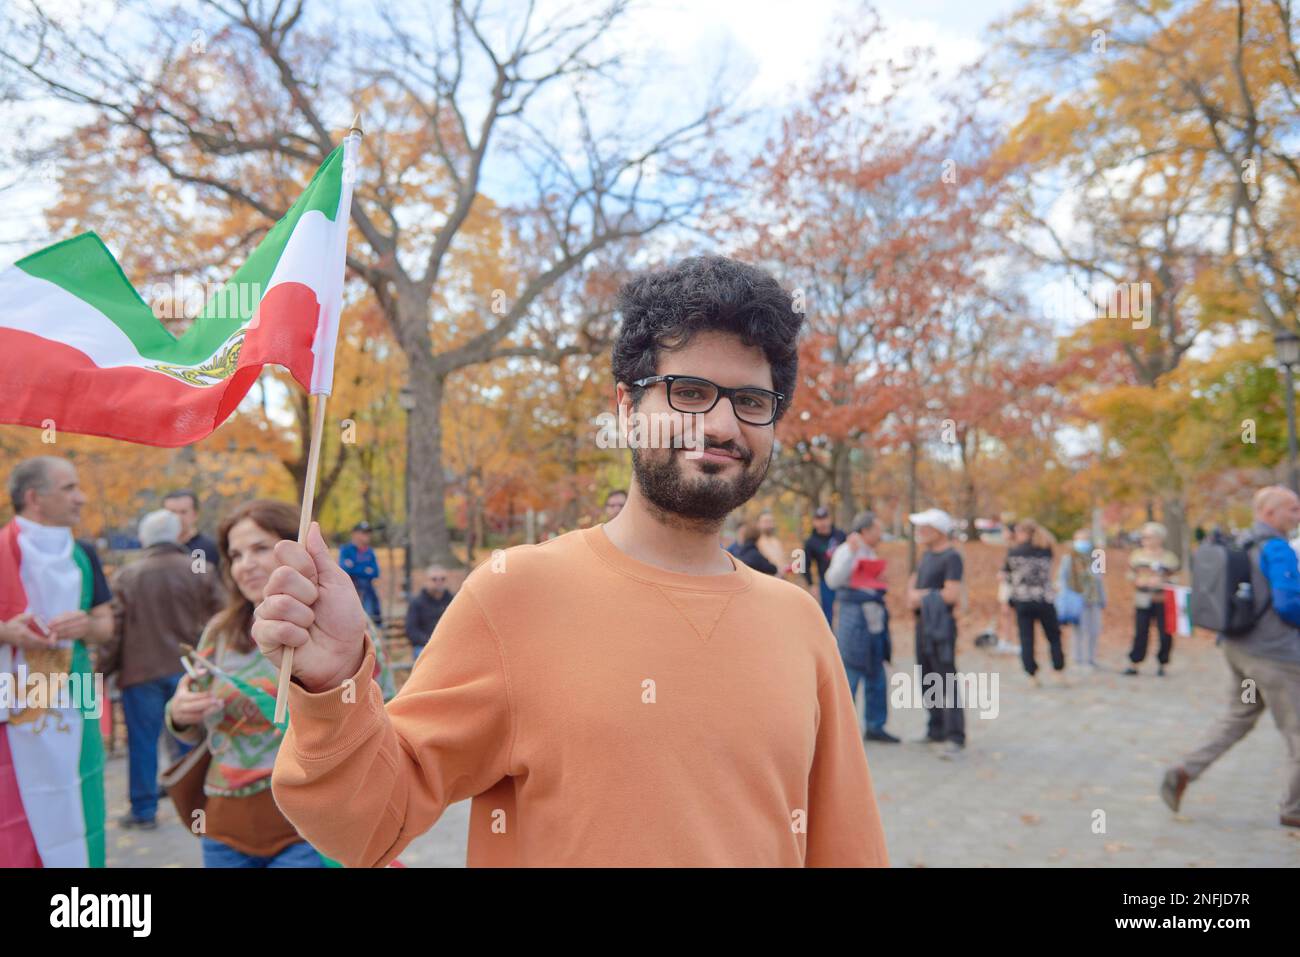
top-left (251, 521), bottom-right (368, 693)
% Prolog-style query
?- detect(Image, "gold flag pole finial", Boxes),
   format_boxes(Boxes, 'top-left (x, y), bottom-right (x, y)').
top-left (348, 112), bottom-right (363, 138)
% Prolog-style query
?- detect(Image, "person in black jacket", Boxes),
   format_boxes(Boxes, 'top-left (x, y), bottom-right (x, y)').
top-left (1003, 518), bottom-right (1066, 686)
top-left (907, 508), bottom-right (965, 757)
top-left (803, 506), bottom-right (847, 625)
top-left (732, 521), bottom-right (777, 574)
top-left (405, 565), bottom-right (455, 659)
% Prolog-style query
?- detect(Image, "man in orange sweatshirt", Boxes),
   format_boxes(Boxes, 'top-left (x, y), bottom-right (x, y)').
top-left (255, 256), bottom-right (889, 867)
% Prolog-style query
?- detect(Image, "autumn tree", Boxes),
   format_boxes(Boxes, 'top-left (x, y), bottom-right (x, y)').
top-left (988, 0), bottom-right (1300, 556)
top-left (1, 0), bottom-right (732, 567)
top-left (740, 7), bottom-right (1011, 540)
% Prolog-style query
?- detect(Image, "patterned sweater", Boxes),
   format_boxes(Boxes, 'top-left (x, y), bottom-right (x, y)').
top-left (168, 620), bottom-right (396, 798)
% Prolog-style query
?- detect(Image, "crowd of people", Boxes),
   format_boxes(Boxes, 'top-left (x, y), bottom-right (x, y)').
top-left (0, 456), bottom-right (414, 867)
top-left (723, 490), bottom-right (1299, 829)
top-left (4, 465), bottom-right (1297, 868)
top-left (0, 254), bottom-right (1295, 871)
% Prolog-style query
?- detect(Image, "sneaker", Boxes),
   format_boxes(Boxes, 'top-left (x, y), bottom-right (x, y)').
top-left (864, 728), bottom-right (901, 744)
top-left (1123, 667), bottom-right (1139, 676)
top-left (117, 813), bottom-right (157, 831)
top-left (938, 741), bottom-right (965, 760)
top-left (1160, 767), bottom-right (1189, 813)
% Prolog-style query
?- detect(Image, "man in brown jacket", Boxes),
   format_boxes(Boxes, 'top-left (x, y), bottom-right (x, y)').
top-left (108, 509), bottom-right (224, 829)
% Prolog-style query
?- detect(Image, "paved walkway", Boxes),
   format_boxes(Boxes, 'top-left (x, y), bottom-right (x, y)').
top-left (867, 638), bottom-right (1299, 867)
top-left (105, 635), bottom-right (1297, 867)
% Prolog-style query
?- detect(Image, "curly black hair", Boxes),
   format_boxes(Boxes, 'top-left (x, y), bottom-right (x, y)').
top-left (611, 256), bottom-right (802, 420)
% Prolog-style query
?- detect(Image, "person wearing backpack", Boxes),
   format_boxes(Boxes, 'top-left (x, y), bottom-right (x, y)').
top-left (1161, 485), bottom-right (1300, 829)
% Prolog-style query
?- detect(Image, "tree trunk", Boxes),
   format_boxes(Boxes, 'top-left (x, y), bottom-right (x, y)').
top-left (907, 438), bottom-right (919, 572)
top-left (1160, 494), bottom-right (1188, 569)
top-left (408, 359), bottom-right (455, 569)
top-left (833, 441), bottom-right (855, 527)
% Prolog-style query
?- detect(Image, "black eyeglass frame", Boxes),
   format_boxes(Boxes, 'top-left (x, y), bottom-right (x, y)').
top-left (631, 375), bottom-right (785, 426)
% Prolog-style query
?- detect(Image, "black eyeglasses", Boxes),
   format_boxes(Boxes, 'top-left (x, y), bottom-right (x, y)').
top-left (632, 375), bottom-right (784, 426)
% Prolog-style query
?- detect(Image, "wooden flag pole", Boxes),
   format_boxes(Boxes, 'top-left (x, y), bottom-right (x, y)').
top-left (274, 391), bottom-right (329, 725)
top-left (272, 113), bottom-right (362, 726)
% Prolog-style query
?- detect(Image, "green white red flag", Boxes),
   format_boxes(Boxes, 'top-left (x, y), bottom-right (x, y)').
top-left (0, 136), bottom-right (356, 446)
top-left (1164, 584), bottom-right (1193, 637)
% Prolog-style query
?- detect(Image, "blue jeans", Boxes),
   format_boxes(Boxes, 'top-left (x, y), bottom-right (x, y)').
top-left (843, 629), bottom-right (889, 733)
top-left (122, 672), bottom-right (189, 821)
top-left (201, 837), bottom-right (326, 868)
top-left (355, 581), bottom-right (382, 623)
top-left (818, 579), bottom-right (836, 626)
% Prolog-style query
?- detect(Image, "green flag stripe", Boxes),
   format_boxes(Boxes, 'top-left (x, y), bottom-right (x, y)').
top-left (71, 545), bottom-right (106, 868)
top-left (14, 145), bottom-right (344, 362)
top-left (198, 654), bottom-right (287, 730)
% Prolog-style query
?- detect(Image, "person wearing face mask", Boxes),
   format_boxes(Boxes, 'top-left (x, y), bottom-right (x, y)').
top-left (165, 500), bottom-right (395, 868)
top-left (1057, 529), bottom-right (1106, 669)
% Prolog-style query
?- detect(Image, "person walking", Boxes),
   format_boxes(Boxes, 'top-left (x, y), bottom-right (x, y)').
top-left (1057, 528), bottom-right (1105, 669)
top-left (1004, 518), bottom-right (1066, 686)
top-left (108, 509), bottom-right (224, 830)
top-left (825, 511), bottom-right (894, 742)
top-left (1125, 521), bottom-right (1180, 676)
top-left (1161, 486), bottom-right (1300, 829)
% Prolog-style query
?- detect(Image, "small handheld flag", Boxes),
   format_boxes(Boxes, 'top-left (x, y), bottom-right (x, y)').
top-left (0, 132), bottom-right (357, 446)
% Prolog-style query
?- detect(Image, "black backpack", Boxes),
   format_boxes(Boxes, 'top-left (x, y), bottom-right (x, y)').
top-left (1189, 534), bottom-right (1274, 637)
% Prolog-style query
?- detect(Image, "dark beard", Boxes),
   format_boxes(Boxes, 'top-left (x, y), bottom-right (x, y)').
top-left (630, 442), bottom-right (771, 523)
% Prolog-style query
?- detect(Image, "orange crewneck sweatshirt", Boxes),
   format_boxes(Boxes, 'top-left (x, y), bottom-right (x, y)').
top-left (271, 524), bottom-right (889, 867)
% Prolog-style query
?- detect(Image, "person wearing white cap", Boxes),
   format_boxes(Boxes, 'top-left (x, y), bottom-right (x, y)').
top-left (905, 508), bottom-right (965, 757)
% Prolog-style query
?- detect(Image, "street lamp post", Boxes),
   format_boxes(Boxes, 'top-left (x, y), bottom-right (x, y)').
top-left (1274, 330), bottom-right (1300, 495)
top-left (397, 384), bottom-right (416, 604)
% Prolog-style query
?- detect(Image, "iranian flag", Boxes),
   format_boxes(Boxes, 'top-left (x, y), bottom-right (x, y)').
top-left (0, 134), bottom-right (357, 445)
top-left (1164, 584), bottom-right (1193, 637)
top-left (0, 518), bottom-right (106, 867)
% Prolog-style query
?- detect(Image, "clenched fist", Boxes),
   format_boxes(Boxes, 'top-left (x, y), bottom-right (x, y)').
top-left (251, 521), bottom-right (369, 693)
